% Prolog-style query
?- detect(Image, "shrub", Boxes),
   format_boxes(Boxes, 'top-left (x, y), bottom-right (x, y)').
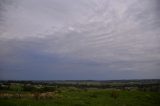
top-left (111, 90), bottom-right (119, 99)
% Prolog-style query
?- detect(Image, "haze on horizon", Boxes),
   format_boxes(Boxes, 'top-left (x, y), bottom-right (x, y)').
top-left (0, 0), bottom-right (160, 80)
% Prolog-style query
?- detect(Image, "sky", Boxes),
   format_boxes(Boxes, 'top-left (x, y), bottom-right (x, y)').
top-left (0, 0), bottom-right (160, 80)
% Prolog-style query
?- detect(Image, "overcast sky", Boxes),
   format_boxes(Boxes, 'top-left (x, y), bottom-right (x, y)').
top-left (0, 0), bottom-right (160, 80)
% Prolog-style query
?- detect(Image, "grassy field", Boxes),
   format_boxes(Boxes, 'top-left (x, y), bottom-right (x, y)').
top-left (0, 89), bottom-right (160, 106)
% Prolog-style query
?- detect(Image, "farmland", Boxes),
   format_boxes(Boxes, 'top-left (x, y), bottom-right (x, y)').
top-left (0, 80), bottom-right (160, 106)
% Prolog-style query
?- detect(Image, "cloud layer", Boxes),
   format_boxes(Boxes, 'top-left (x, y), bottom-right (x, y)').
top-left (0, 0), bottom-right (160, 80)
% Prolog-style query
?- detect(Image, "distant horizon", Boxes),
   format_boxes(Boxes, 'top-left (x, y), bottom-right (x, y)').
top-left (1, 78), bottom-right (160, 81)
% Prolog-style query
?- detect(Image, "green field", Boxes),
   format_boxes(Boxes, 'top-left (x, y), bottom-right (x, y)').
top-left (0, 89), bottom-right (160, 106)
top-left (0, 80), bottom-right (160, 106)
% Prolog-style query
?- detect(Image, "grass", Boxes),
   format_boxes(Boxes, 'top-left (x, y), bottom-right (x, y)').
top-left (0, 89), bottom-right (160, 106)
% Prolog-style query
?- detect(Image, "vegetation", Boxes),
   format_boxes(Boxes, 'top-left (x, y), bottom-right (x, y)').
top-left (0, 80), bottom-right (160, 106)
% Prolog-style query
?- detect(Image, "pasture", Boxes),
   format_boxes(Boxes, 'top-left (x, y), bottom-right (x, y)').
top-left (0, 80), bottom-right (160, 106)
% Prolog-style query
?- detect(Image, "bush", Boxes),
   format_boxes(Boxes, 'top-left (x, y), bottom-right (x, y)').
top-left (110, 90), bottom-right (119, 99)
top-left (42, 86), bottom-right (56, 92)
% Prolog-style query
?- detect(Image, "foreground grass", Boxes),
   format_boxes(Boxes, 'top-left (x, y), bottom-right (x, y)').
top-left (0, 89), bottom-right (160, 106)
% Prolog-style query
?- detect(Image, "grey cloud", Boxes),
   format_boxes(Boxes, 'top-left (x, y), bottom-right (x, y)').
top-left (0, 0), bottom-right (160, 80)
